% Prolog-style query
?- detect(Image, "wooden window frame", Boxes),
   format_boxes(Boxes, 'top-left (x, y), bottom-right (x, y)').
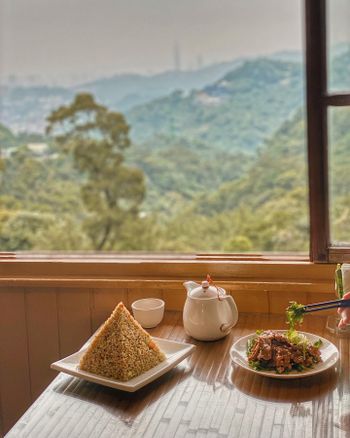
top-left (306, 0), bottom-right (350, 263)
top-left (0, 0), bottom-right (347, 276)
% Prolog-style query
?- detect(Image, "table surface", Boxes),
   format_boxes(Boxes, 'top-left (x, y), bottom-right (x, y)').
top-left (6, 311), bottom-right (350, 438)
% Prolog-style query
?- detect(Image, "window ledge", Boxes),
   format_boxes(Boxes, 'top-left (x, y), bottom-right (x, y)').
top-left (0, 253), bottom-right (335, 291)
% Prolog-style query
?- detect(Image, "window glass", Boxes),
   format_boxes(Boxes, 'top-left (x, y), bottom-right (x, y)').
top-left (329, 106), bottom-right (350, 245)
top-left (0, 0), bottom-right (309, 253)
top-left (327, 0), bottom-right (350, 92)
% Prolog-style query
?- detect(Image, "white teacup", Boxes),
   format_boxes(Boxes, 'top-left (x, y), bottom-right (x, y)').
top-left (131, 298), bottom-right (165, 328)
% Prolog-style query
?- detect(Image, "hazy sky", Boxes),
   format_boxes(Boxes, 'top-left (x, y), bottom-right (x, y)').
top-left (0, 0), bottom-right (348, 85)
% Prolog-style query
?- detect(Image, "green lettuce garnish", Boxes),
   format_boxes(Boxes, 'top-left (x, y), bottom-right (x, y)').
top-left (286, 301), bottom-right (306, 336)
top-left (246, 337), bottom-right (256, 356)
top-left (314, 339), bottom-right (323, 348)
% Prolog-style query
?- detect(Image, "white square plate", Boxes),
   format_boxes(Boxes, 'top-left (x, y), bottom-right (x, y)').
top-left (51, 337), bottom-right (196, 392)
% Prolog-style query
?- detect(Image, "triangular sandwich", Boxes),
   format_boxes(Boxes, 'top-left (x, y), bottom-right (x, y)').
top-left (79, 302), bottom-right (166, 381)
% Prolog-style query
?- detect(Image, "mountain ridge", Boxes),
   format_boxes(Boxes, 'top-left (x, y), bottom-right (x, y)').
top-left (127, 58), bottom-right (304, 152)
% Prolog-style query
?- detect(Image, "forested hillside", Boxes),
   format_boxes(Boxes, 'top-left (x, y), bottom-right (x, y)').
top-left (0, 50), bottom-right (299, 133)
top-left (75, 58), bottom-right (244, 111)
top-left (127, 135), bottom-right (250, 214)
top-left (0, 57), bottom-right (245, 133)
top-left (0, 49), bottom-right (349, 252)
top-left (1, 107), bottom-right (349, 252)
top-left (142, 107), bottom-right (349, 252)
top-left (158, 111), bottom-right (309, 252)
top-left (127, 59), bottom-right (303, 152)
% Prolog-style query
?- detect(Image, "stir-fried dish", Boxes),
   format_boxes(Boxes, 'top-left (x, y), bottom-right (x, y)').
top-left (246, 301), bottom-right (322, 374)
top-left (247, 330), bottom-right (322, 373)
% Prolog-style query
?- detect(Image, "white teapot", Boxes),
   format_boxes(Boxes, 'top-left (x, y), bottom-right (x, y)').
top-left (183, 279), bottom-right (238, 341)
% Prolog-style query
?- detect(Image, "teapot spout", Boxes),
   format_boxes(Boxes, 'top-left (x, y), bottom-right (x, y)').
top-left (183, 281), bottom-right (200, 294)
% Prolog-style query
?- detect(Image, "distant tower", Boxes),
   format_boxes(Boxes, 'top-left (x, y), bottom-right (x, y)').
top-left (173, 42), bottom-right (181, 71)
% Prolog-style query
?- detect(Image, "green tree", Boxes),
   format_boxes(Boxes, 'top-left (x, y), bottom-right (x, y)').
top-left (0, 211), bottom-right (54, 251)
top-left (46, 93), bottom-right (145, 250)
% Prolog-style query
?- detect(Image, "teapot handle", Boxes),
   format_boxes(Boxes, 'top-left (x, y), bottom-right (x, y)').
top-left (220, 295), bottom-right (238, 333)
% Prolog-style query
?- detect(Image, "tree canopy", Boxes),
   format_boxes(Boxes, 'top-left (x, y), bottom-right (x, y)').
top-left (46, 93), bottom-right (145, 250)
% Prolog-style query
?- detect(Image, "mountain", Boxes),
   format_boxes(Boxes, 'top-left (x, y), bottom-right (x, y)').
top-left (74, 59), bottom-right (244, 112)
top-left (123, 58), bottom-right (305, 216)
top-left (139, 110), bottom-right (307, 252)
top-left (191, 110), bottom-right (308, 215)
top-left (268, 50), bottom-right (302, 63)
top-left (0, 50), bottom-right (307, 135)
top-left (154, 105), bottom-right (349, 252)
top-left (330, 47), bottom-right (350, 91)
top-left (1, 44), bottom-right (349, 252)
top-left (126, 135), bottom-right (250, 214)
top-left (0, 59), bottom-right (243, 134)
top-left (1, 45), bottom-right (348, 137)
top-left (1, 58), bottom-right (302, 147)
top-left (127, 58), bottom-right (304, 152)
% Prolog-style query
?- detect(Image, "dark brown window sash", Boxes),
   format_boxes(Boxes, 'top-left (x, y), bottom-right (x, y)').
top-left (325, 94), bottom-right (350, 106)
top-left (305, 0), bottom-right (350, 262)
top-left (305, 0), bottom-right (329, 262)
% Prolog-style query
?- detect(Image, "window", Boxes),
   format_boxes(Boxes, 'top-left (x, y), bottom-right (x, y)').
top-left (0, 1), bottom-right (348, 262)
top-left (0, 1), bottom-right (311, 255)
top-left (306, 0), bottom-right (350, 262)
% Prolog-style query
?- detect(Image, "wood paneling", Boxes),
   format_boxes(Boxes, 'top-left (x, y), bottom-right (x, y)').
top-left (0, 289), bottom-right (31, 434)
top-left (330, 248), bottom-right (350, 263)
top-left (0, 259), bottom-right (336, 286)
top-left (268, 291), bottom-right (308, 314)
top-left (127, 289), bottom-right (163, 309)
top-left (91, 288), bottom-right (127, 331)
top-left (25, 288), bottom-right (60, 399)
top-left (57, 289), bottom-right (93, 357)
top-left (0, 264), bottom-right (338, 435)
top-left (306, 292), bottom-right (336, 315)
top-left (163, 289), bottom-right (186, 311)
top-left (229, 290), bottom-right (269, 313)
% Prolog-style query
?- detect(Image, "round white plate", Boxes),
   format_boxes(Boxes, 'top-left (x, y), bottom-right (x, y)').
top-left (230, 330), bottom-right (339, 379)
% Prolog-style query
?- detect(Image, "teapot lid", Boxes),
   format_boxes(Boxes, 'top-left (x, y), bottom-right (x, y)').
top-left (189, 280), bottom-right (224, 299)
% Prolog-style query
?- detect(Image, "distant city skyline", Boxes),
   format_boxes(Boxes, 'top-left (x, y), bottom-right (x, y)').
top-left (0, 0), bottom-right (349, 86)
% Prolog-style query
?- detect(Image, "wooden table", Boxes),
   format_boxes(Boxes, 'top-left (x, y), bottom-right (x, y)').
top-left (6, 312), bottom-right (350, 438)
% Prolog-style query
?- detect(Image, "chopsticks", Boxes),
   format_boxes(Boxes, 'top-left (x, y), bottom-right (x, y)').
top-left (304, 298), bottom-right (350, 313)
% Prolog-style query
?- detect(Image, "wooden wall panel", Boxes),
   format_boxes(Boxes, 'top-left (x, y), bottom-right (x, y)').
top-left (229, 290), bottom-right (269, 313)
top-left (0, 271), bottom-right (338, 435)
top-left (0, 259), bottom-right (336, 284)
top-left (57, 289), bottom-right (92, 357)
top-left (306, 292), bottom-right (335, 316)
top-left (268, 291), bottom-right (337, 317)
top-left (163, 289), bottom-right (186, 311)
top-left (91, 288), bottom-right (127, 332)
top-left (268, 291), bottom-right (308, 314)
top-left (0, 289), bottom-right (31, 434)
top-left (25, 289), bottom-right (60, 400)
top-left (127, 289), bottom-right (163, 309)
